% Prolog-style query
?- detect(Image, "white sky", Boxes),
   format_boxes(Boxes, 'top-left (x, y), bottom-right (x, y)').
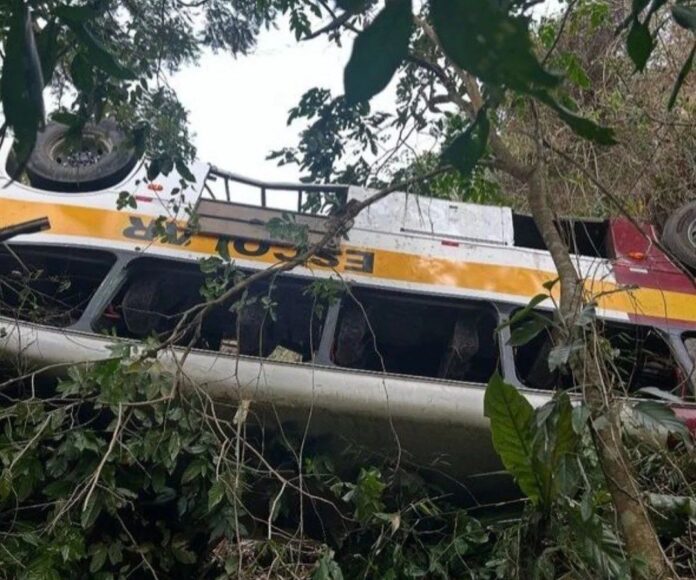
top-left (169, 2), bottom-right (561, 185)
top-left (170, 24), bottom-right (399, 184)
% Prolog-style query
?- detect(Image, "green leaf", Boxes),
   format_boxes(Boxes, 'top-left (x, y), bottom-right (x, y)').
top-left (208, 480), bottom-right (225, 511)
top-left (672, 5), bottom-right (696, 31)
top-left (559, 52), bottom-right (591, 89)
top-left (350, 467), bottom-right (386, 523)
top-left (36, 20), bottom-right (59, 86)
top-left (70, 52), bottom-right (94, 94)
top-left (171, 536), bottom-right (197, 564)
top-left (431, 0), bottom-right (559, 93)
top-left (51, 111), bottom-right (83, 128)
top-left (545, 394), bottom-right (577, 492)
top-left (181, 459), bottom-right (203, 484)
top-left (215, 238), bottom-right (231, 261)
top-left (175, 159), bottom-right (196, 182)
top-left (484, 373), bottom-right (543, 503)
top-left (81, 493), bottom-right (102, 529)
top-left (500, 294), bottom-right (550, 330)
top-left (0, 472), bottom-right (11, 501)
top-left (627, 20), bottom-right (653, 72)
top-left (312, 552), bottom-right (344, 580)
top-left (572, 404), bottom-right (590, 434)
top-left (570, 511), bottom-right (631, 578)
top-left (580, 491), bottom-right (593, 521)
top-left (44, 479), bottom-right (73, 498)
top-left (107, 541), bottom-right (123, 565)
top-left (668, 42), bottom-right (695, 110)
top-left (649, 493), bottom-right (696, 516)
top-left (344, 0), bottom-right (413, 104)
top-left (630, 401), bottom-right (688, 437)
top-left (54, 5), bottom-right (95, 23)
top-left (57, 11), bottom-right (135, 80)
top-left (441, 111), bottom-right (490, 177)
top-left (535, 92), bottom-right (617, 145)
top-left (547, 341), bottom-right (583, 371)
top-left (533, 393), bottom-right (577, 504)
top-left (508, 314), bottom-right (552, 347)
top-left (89, 544), bottom-right (107, 573)
top-left (1, 2), bottom-right (44, 170)
top-left (147, 158), bottom-right (162, 181)
top-left (556, 454), bottom-right (580, 496)
top-left (168, 431), bottom-right (181, 464)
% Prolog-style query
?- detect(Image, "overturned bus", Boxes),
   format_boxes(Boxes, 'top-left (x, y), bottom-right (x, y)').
top-left (1, 121), bottom-right (695, 494)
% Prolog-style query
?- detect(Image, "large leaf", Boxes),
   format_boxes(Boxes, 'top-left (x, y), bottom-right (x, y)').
top-left (631, 401), bottom-right (688, 437)
top-left (668, 42), bottom-right (695, 110)
top-left (440, 110), bottom-right (490, 176)
top-left (431, 0), bottom-right (559, 93)
top-left (672, 5), bottom-right (696, 31)
top-left (0, 2), bottom-right (44, 170)
top-left (627, 20), bottom-right (653, 71)
top-left (535, 92), bottom-right (617, 145)
top-left (508, 313), bottom-right (552, 347)
top-left (344, 0), bottom-right (413, 104)
top-left (542, 393), bottom-right (578, 499)
top-left (649, 493), bottom-right (696, 538)
top-left (70, 52), bottom-right (95, 94)
top-left (57, 6), bottom-right (135, 80)
top-left (484, 373), bottom-right (544, 503)
top-left (570, 511), bottom-right (631, 579)
top-left (35, 20), bottom-right (59, 86)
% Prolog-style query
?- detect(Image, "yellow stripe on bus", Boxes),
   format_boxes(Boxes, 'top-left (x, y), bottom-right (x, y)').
top-left (2, 198), bottom-right (695, 324)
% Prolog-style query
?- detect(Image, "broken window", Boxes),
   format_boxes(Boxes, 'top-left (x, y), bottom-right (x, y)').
top-left (604, 324), bottom-right (683, 395)
top-left (0, 245), bottom-right (115, 327)
top-left (512, 311), bottom-right (685, 397)
top-left (511, 313), bottom-right (568, 390)
top-left (332, 289), bottom-right (499, 382)
top-left (512, 214), bottom-right (609, 258)
top-left (96, 257), bottom-right (327, 361)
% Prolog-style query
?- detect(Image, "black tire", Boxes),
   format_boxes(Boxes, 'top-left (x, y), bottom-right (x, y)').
top-left (25, 119), bottom-right (138, 192)
top-left (662, 201), bottom-right (696, 270)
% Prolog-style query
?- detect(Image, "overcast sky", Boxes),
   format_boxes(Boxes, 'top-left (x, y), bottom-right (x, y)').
top-left (169, 3), bottom-right (561, 185)
top-left (170, 25), bottom-right (395, 184)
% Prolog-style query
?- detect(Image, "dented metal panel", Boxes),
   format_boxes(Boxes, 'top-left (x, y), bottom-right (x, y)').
top-left (350, 188), bottom-right (514, 246)
top-left (195, 198), bottom-right (339, 247)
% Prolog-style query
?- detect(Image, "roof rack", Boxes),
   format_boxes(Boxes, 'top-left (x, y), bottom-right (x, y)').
top-left (203, 166), bottom-right (348, 211)
top-left (195, 167), bottom-right (349, 247)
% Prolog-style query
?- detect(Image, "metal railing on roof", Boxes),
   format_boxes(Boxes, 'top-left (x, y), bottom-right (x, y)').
top-left (203, 166), bottom-right (348, 214)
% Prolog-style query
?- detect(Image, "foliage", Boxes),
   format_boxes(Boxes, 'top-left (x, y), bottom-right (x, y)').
top-left (484, 374), bottom-right (577, 509)
top-left (274, 0), bottom-right (694, 224)
top-left (0, 352), bottom-right (246, 578)
top-left (0, 0), bottom-right (281, 173)
top-left (2, 0), bottom-right (696, 577)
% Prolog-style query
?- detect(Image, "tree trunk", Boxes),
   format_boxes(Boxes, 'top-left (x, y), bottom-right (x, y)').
top-left (525, 165), bottom-right (669, 578)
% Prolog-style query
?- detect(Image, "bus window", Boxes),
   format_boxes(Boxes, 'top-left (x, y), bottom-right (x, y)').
top-left (332, 289), bottom-right (499, 383)
top-left (96, 258), bottom-right (327, 361)
top-left (0, 245), bottom-right (115, 327)
top-left (605, 324), bottom-right (682, 395)
top-left (512, 311), bottom-right (685, 397)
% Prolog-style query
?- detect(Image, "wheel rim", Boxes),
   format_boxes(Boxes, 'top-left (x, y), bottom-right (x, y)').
top-left (48, 131), bottom-right (112, 169)
top-left (688, 219), bottom-right (696, 250)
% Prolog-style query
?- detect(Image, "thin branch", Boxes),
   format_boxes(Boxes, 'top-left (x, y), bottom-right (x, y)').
top-left (541, 0), bottom-right (579, 66)
top-left (303, 11), bottom-right (353, 40)
top-left (83, 403), bottom-right (124, 512)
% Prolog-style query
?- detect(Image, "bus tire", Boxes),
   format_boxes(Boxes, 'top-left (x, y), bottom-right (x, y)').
top-left (662, 201), bottom-right (696, 270)
top-left (25, 119), bottom-right (138, 192)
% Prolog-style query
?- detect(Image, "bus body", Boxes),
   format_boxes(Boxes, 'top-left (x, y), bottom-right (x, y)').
top-left (1, 137), bottom-right (694, 496)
